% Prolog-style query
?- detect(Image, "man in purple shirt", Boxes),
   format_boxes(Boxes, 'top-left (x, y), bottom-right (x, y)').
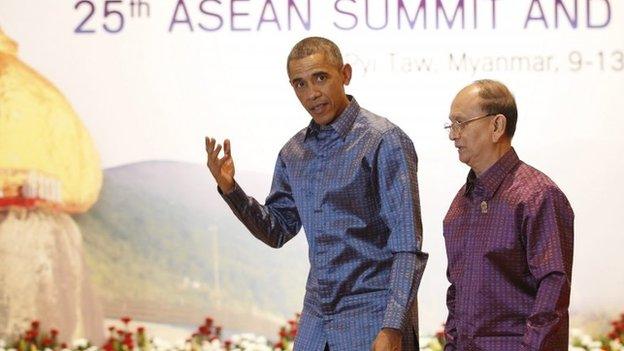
top-left (443, 80), bottom-right (574, 350)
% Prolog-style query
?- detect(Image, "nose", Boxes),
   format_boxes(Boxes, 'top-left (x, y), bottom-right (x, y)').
top-left (448, 128), bottom-right (459, 141)
top-left (307, 87), bottom-right (321, 101)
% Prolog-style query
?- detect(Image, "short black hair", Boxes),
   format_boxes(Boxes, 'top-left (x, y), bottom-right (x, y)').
top-left (287, 37), bottom-right (343, 73)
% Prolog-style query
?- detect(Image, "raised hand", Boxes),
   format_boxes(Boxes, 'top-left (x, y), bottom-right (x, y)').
top-left (205, 137), bottom-right (235, 193)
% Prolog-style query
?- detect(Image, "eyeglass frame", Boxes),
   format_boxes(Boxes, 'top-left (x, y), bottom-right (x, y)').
top-left (444, 113), bottom-right (498, 134)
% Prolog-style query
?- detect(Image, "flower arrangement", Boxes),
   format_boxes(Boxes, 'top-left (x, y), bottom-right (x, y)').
top-left (272, 313), bottom-right (298, 351)
top-left (571, 314), bottom-right (624, 351)
top-left (1, 312), bottom-right (623, 351)
top-left (5, 320), bottom-right (69, 351)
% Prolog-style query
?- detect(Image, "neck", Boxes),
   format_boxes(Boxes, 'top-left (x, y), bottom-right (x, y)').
top-left (472, 142), bottom-right (512, 177)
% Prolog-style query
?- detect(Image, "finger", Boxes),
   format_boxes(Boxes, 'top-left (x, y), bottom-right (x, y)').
top-left (207, 140), bottom-right (220, 164)
top-left (214, 144), bottom-right (222, 159)
top-left (224, 139), bottom-right (231, 157)
top-left (206, 137), bottom-right (216, 154)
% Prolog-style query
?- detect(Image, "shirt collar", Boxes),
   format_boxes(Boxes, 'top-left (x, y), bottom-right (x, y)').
top-left (464, 147), bottom-right (520, 199)
top-left (305, 96), bottom-right (359, 141)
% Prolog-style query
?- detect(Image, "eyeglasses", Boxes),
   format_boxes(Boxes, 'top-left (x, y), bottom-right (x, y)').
top-left (444, 113), bottom-right (496, 134)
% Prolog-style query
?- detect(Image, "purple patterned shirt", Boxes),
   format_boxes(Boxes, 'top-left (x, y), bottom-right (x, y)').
top-left (443, 148), bottom-right (574, 351)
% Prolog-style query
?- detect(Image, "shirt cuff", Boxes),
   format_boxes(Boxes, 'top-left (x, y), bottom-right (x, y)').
top-left (218, 182), bottom-right (247, 207)
top-left (382, 300), bottom-right (409, 331)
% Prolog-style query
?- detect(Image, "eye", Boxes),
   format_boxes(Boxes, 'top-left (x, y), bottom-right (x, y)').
top-left (294, 80), bottom-right (305, 89)
top-left (316, 74), bottom-right (327, 82)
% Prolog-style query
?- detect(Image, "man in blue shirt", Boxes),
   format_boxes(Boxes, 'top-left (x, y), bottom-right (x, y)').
top-left (205, 37), bottom-right (428, 351)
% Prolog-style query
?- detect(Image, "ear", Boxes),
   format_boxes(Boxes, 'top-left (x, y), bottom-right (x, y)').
top-left (342, 63), bottom-right (352, 86)
top-left (491, 114), bottom-right (507, 142)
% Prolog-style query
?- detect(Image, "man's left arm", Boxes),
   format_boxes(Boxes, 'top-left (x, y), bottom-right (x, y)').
top-left (523, 187), bottom-right (574, 350)
top-left (374, 128), bottom-right (428, 348)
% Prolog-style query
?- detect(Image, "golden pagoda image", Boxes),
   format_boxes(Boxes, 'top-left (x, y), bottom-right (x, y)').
top-left (0, 27), bottom-right (104, 343)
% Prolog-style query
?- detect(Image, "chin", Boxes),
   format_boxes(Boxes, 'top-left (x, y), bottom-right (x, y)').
top-left (458, 154), bottom-right (470, 165)
top-left (313, 114), bottom-right (334, 125)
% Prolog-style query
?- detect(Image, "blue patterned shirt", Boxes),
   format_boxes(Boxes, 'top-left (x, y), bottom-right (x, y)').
top-left (220, 97), bottom-right (428, 351)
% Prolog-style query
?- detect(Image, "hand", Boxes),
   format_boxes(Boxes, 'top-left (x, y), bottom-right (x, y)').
top-left (372, 328), bottom-right (402, 351)
top-left (205, 137), bottom-right (235, 193)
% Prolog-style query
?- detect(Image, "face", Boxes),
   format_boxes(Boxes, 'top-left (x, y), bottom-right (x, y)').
top-left (288, 53), bottom-right (352, 125)
top-left (448, 86), bottom-right (496, 170)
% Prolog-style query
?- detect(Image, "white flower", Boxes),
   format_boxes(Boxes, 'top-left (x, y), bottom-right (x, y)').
top-left (610, 339), bottom-right (624, 351)
top-left (570, 328), bottom-right (585, 338)
top-left (0, 340), bottom-right (5, 348)
top-left (72, 339), bottom-right (89, 348)
top-left (151, 337), bottom-right (173, 351)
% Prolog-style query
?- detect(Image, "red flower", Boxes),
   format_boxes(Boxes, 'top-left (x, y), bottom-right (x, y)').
top-left (61, 343), bottom-right (68, 349)
top-left (121, 316), bottom-right (131, 325)
top-left (108, 326), bottom-right (115, 332)
top-left (31, 320), bottom-right (40, 330)
top-left (274, 341), bottom-right (284, 349)
top-left (205, 318), bottom-right (213, 327)
top-left (199, 326), bottom-right (210, 335)
top-left (51, 328), bottom-right (59, 338)
top-left (124, 340), bottom-right (134, 349)
top-left (117, 330), bottom-right (126, 337)
top-left (137, 327), bottom-right (145, 334)
top-left (26, 329), bottom-right (39, 340)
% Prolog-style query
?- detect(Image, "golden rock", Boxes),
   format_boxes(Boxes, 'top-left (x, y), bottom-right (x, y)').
top-left (0, 28), bottom-right (102, 213)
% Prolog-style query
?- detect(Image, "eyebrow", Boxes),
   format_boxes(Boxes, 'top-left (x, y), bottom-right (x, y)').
top-left (290, 70), bottom-right (330, 84)
top-left (312, 71), bottom-right (329, 78)
top-left (449, 115), bottom-right (461, 121)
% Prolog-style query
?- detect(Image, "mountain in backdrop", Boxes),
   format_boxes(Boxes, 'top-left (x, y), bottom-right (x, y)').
top-left (74, 161), bottom-right (308, 335)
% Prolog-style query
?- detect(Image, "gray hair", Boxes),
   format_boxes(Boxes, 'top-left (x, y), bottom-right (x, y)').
top-left (472, 79), bottom-right (518, 138)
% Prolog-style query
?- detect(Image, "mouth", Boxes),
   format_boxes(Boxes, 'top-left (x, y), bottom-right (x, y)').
top-left (309, 102), bottom-right (328, 115)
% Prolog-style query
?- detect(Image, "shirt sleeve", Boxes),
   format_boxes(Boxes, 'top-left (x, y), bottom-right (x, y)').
top-left (375, 128), bottom-right (429, 331)
top-left (219, 152), bottom-right (302, 248)
top-left (522, 187), bottom-right (574, 350)
top-left (444, 268), bottom-right (458, 350)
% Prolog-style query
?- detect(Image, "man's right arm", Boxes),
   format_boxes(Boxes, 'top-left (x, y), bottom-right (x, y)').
top-left (444, 269), bottom-right (458, 351)
top-left (220, 152), bottom-right (302, 248)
